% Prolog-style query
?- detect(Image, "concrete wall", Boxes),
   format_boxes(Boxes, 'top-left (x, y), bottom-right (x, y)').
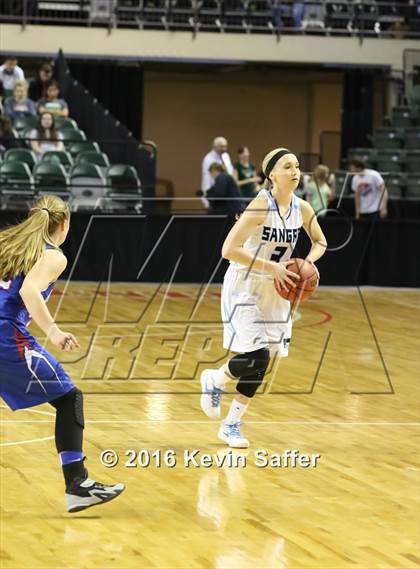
top-left (142, 68), bottom-right (343, 204)
top-left (0, 24), bottom-right (412, 71)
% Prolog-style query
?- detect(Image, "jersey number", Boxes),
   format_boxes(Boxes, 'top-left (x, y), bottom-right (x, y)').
top-left (270, 246), bottom-right (287, 263)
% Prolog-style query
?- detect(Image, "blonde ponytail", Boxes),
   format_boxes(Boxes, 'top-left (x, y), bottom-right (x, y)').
top-left (0, 195), bottom-right (69, 280)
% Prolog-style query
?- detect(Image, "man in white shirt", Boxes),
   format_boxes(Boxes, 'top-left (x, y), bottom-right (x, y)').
top-left (201, 137), bottom-right (234, 192)
top-left (351, 159), bottom-right (388, 219)
top-left (0, 57), bottom-right (25, 99)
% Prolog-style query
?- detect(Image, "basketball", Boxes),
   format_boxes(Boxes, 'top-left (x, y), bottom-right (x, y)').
top-left (275, 258), bottom-right (319, 302)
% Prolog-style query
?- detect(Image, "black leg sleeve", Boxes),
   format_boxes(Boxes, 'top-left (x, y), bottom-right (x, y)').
top-left (49, 387), bottom-right (84, 453)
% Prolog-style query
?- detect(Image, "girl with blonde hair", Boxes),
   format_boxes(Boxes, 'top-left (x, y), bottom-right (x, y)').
top-left (0, 196), bottom-right (124, 512)
top-left (200, 148), bottom-right (327, 447)
top-left (304, 164), bottom-right (335, 216)
top-left (3, 79), bottom-right (36, 120)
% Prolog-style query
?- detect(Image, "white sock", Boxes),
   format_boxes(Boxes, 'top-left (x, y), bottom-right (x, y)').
top-left (213, 364), bottom-right (235, 389)
top-left (224, 398), bottom-right (248, 425)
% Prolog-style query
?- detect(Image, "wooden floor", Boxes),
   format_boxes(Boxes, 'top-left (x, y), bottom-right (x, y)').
top-left (1, 283), bottom-right (419, 569)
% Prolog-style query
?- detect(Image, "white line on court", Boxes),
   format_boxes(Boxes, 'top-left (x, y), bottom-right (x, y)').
top-left (0, 419), bottom-right (418, 426)
top-left (0, 435), bottom-right (54, 447)
top-left (0, 404), bottom-right (55, 416)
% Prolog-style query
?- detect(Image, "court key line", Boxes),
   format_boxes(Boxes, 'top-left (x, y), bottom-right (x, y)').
top-left (0, 435), bottom-right (55, 447)
top-left (1, 406), bottom-right (418, 426)
top-left (1, 419), bottom-right (418, 426)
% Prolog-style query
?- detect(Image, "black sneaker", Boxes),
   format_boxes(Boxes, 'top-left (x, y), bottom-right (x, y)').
top-left (66, 477), bottom-right (125, 513)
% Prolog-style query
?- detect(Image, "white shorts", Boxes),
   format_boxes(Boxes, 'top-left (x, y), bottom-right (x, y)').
top-left (221, 265), bottom-right (292, 356)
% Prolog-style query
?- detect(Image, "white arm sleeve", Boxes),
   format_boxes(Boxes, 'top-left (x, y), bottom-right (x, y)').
top-left (222, 152), bottom-right (234, 175)
top-left (201, 154), bottom-right (213, 192)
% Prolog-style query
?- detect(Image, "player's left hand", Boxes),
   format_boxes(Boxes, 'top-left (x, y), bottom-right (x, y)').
top-left (61, 333), bottom-right (80, 351)
top-left (306, 260), bottom-right (320, 280)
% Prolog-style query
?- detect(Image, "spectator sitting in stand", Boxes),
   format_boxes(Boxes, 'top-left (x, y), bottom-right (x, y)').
top-left (29, 63), bottom-right (54, 102)
top-left (4, 81), bottom-right (37, 120)
top-left (271, 0), bottom-right (305, 29)
top-left (29, 112), bottom-right (64, 156)
top-left (206, 162), bottom-right (246, 216)
top-left (37, 81), bottom-right (69, 118)
top-left (0, 115), bottom-right (19, 153)
top-left (304, 164), bottom-right (335, 216)
top-left (233, 146), bottom-right (260, 200)
top-left (0, 56), bottom-right (25, 99)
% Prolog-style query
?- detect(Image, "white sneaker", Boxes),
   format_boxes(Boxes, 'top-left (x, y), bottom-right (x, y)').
top-left (200, 369), bottom-right (223, 419)
top-left (218, 422), bottom-right (249, 448)
top-left (66, 477), bottom-right (125, 513)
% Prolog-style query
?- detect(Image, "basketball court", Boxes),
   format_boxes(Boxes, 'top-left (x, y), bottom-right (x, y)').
top-left (1, 282), bottom-right (418, 568)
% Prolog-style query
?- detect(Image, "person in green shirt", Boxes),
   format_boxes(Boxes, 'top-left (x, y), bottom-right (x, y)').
top-left (233, 147), bottom-right (261, 200)
top-left (304, 164), bottom-right (335, 216)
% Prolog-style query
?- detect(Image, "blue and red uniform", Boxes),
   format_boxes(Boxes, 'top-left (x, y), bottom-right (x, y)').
top-left (0, 265), bottom-right (74, 411)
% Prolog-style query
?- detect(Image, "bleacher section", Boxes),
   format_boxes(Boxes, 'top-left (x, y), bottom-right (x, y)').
top-left (337, 86), bottom-right (420, 200)
top-left (0, 0), bottom-right (419, 37)
top-left (0, 115), bottom-right (142, 212)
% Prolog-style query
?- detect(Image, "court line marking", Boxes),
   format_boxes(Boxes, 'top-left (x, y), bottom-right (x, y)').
top-left (0, 404), bottom-right (55, 416)
top-left (53, 281), bottom-right (420, 291)
top-left (1, 406), bottom-right (418, 426)
top-left (0, 419), bottom-right (418, 426)
top-left (0, 435), bottom-right (54, 447)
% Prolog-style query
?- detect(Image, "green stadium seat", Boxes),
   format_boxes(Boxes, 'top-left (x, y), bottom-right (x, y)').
top-left (70, 163), bottom-right (104, 180)
top-left (372, 127), bottom-right (403, 149)
top-left (61, 130), bottom-right (87, 144)
top-left (13, 116), bottom-right (38, 133)
top-left (0, 162), bottom-right (34, 211)
top-left (408, 86), bottom-right (420, 108)
top-left (41, 151), bottom-right (74, 169)
top-left (0, 161), bottom-right (35, 209)
top-left (68, 141), bottom-right (100, 158)
top-left (347, 148), bottom-right (377, 166)
top-left (69, 163), bottom-right (106, 210)
top-left (383, 173), bottom-right (404, 198)
top-left (55, 117), bottom-right (78, 131)
top-left (107, 164), bottom-right (141, 195)
top-left (404, 128), bottom-right (420, 150)
top-left (376, 150), bottom-right (405, 173)
top-left (392, 107), bottom-right (415, 127)
top-left (405, 174), bottom-right (420, 198)
top-left (20, 127), bottom-right (35, 142)
top-left (4, 148), bottom-right (37, 170)
top-left (0, 161), bottom-right (33, 189)
top-left (34, 162), bottom-right (68, 192)
top-left (405, 150), bottom-right (420, 174)
top-left (334, 170), bottom-right (353, 196)
top-left (76, 151), bottom-right (110, 168)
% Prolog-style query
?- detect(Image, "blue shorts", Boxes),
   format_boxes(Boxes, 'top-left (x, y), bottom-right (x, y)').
top-left (0, 319), bottom-right (75, 411)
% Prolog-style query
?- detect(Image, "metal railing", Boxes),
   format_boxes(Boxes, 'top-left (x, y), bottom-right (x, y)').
top-left (1, 0), bottom-right (419, 38)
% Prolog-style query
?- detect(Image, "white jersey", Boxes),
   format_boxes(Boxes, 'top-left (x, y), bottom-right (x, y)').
top-left (222, 189), bottom-right (303, 356)
top-left (230, 189), bottom-right (303, 274)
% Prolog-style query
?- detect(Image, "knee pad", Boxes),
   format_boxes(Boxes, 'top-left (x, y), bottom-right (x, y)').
top-left (228, 347), bottom-right (270, 379)
top-left (73, 388), bottom-right (85, 429)
top-left (51, 387), bottom-right (85, 429)
top-left (236, 370), bottom-right (265, 398)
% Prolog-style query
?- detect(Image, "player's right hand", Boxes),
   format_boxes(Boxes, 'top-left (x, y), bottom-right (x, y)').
top-left (269, 260), bottom-right (301, 289)
top-left (49, 327), bottom-right (80, 350)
